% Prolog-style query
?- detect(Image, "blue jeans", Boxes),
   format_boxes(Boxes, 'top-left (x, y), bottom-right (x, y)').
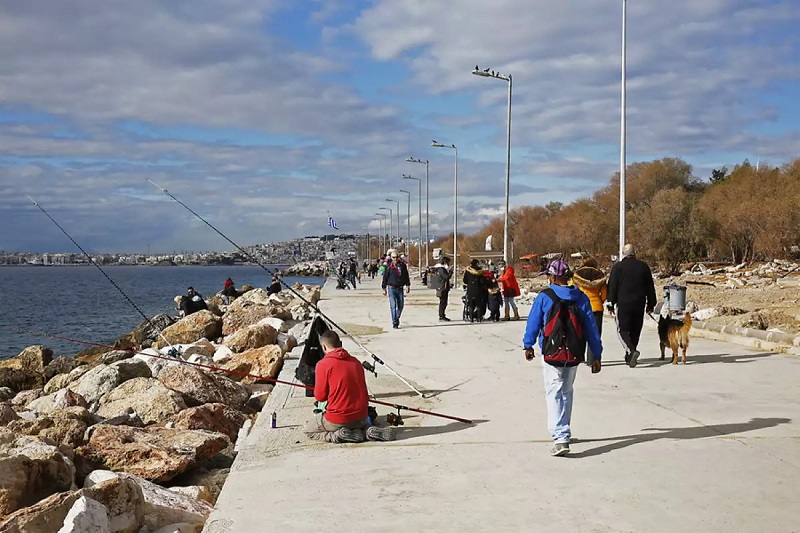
top-left (542, 362), bottom-right (578, 443)
top-left (387, 286), bottom-right (405, 327)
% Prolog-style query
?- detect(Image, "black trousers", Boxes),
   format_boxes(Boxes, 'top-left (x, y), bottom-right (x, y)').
top-left (616, 305), bottom-right (644, 356)
top-left (438, 289), bottom-right (449, 318)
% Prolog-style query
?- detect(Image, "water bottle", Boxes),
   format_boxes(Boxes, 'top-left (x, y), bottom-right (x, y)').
top-left (270, 411), bottom-right (277, 428)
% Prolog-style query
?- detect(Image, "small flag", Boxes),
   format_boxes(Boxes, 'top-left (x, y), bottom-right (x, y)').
top-left (327, 215), bottom-right (339, 230)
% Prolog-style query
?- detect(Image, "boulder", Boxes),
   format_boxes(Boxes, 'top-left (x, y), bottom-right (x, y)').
top-left (167, 486), bottom-right (213, 505)
top-left (10, 389), bottom-right (43, 409)
top-left (114, 314), bottom-right (176, 351)
top-left (170, 468), bottom-right (228, 506)
top-left (81, 476), bottom-right (145, 533)
top-left (6, 416), bottom-right (87, 448)
top-left (75, 426), bottom-right (230, 483)
top-left (212, 345), bottom-right (233, 365)
top-left (51, 406), bottom-right (94, 426)
top-left (99, 350), bottom-right (132, 365)
top-left (0, 433), bottom-right (76, 515)
top-left (0, 345), bottom-right (53, 375)
top-left (170, 404), bottom-right (246, 443)
top-left (157, 366), bottom-right (248, 409)
top-left (223, 323), bottom-right (278, 353)
top-left (44, 357), bottom-right (83, 382)
top-left (256, 316), bottom-right (287, 333)
top-left (185, 355), bottom-right (214, 367)
top-left (45, 365), bottom-right (92, 394)
top-left (27, 389), bottom-right (88, 415)
top-left (57, 496), bottom-right (111, 533)
top-left (109, 358), bottom-right (152, 382)
top-left (204, 296), bottom-right (225, 317)
top-left (222, 345), bottom-right (284, 385)
top-left (132, 349), bottom-right (181, 378)
top-left (0, 387), bottom-right (14, 401)
top-left (0, 403), bottom-right (19, 426)
top-left (181, 341), bottom-right (215, 359)
top-left (97, 378), bottom-right (187, 426)
top-left (154, 311), bottom-right (222, 349)
top-left (222, 291), bottom-right (292, 335)
top-left (84, 471), bottom-right (211, 532)
top-left (70, 365), bottom-right (122, 405)
top-left (0, 367), bottom-right (43, 393)
top-left (0, 490), bottom-right (80, 533)
top-left (276, 333), bottom-right (297, 355)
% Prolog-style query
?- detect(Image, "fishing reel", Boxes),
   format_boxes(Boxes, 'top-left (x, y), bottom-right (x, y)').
top-left (386, 407), bottom-right (404, 427)
top-left (362, 360), bottom-right (378, 377)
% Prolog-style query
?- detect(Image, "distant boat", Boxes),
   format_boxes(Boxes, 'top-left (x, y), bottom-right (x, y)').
top-left (26, 259), bottom-right (45, 266)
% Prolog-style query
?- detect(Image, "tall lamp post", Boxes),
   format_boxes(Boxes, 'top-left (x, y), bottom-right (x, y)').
top-left (385, 198), bottom-right (400, 251)
top-left (379, 207), bottom-right (392, 249)
top-left (472, 65), bottom-right (512, 264)
top-left (406, 157), bottom-right (429, 269)
top-left (399, 189), bottom-right (411, 259)
top-left (373, 214), bottom-right (387, 253)
top-left (402, 174), bottom-right (422, 272)
top-left (619, 0), bottom-right (627, 260)
top-left (431, 140), bottom-right (458, 279)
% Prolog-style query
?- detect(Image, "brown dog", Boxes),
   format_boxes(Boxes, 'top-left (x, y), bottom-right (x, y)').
top-left (658, 312), bottom-right (692, 364)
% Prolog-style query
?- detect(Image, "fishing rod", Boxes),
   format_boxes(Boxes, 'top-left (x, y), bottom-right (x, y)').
top-left (26, 196), bottom-right (177, 353)
top-left (10, 328), bottom-right (472, 425)
top-left (146, 179), bottom-right (427, 398)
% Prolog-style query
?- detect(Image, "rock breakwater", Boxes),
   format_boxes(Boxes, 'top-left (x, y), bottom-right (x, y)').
top-left (0, 283), bottom-right (321, 532)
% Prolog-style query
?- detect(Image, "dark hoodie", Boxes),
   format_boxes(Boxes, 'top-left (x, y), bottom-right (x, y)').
top-left (314, 347), bottom-right (369, 425)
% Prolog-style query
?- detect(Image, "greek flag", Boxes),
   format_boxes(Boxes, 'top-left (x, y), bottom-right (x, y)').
top-left (327, 215), bottom-right (339, 230)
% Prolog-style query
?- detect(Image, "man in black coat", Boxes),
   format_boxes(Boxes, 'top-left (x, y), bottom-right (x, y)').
top-left (607, 244), bottom-right (657, 368)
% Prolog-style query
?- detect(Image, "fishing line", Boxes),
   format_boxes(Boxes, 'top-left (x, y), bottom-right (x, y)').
top-left (26, 195), bottom-right (176, 353)
top-left (146, 179), bottom-right (427, 398)
top-left (10, 327), bottom-right (472, 424)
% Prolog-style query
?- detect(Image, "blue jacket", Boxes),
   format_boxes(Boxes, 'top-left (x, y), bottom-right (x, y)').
top-left (523, 283), bottom-right (603, 360)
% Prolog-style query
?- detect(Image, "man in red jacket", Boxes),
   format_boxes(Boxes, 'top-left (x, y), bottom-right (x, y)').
top-left (303, 331), bottom-right (395, 443)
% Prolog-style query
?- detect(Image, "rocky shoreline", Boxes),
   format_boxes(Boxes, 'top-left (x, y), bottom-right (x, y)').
top-left (282, 261), bottom-right (328, 277)
top-left (0, 283), bottom-right (321, 532)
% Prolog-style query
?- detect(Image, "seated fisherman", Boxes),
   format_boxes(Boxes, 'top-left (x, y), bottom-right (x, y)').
top-left (303, 330), bottom-right (395, 443)
top-left (221, 277), bottom-right (238, 304)
top-left (266, 275), bottom-right (282, 296)
top-left (179, 286), bottom-right (208, 316)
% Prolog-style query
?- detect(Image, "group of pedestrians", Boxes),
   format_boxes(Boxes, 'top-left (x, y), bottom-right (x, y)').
top-left (459, 259), bottom-right (521, 323)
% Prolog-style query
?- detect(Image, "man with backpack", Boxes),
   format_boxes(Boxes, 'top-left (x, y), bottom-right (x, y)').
top-left (523, 259), bottom-right (603, 457)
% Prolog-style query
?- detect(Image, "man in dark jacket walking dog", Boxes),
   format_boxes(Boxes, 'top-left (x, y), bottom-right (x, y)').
top-left (607, 244), bottom-right (657, 368)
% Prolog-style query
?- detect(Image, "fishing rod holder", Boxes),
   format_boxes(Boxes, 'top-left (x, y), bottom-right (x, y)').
top-left (362, 360), bottom-right (378, 377)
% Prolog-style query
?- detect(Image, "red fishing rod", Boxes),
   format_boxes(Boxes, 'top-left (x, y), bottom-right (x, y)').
top-left (9, 328), bottom-right (473, 425)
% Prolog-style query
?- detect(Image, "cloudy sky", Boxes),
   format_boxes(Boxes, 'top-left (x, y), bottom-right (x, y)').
top-left (1, 0), bottom-right (798, 253)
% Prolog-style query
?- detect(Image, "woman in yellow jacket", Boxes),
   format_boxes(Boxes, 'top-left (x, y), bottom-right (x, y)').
top-left (572, 257), bottom-right (607, 364)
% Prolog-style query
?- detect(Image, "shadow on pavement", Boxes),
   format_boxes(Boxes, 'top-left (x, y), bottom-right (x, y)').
top-left (404, 319), bottom-right (528, 329)
top-left (394, 419), bottom-right (488, 441)
top-left (571, 417), bottom-right (791, 458)
top-left (370, 378), bottom-right (473, 400)
top-left (603, 352), bottom-right (776, 368)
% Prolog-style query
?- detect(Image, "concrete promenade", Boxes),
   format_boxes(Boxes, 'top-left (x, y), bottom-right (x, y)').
top-left (206, 275), bottom-right (800, 533)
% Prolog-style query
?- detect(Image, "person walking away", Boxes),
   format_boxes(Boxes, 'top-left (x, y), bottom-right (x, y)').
top-left (607, 244), bottom-right (657, 368)
top-left (523, 259), bottom-right (602, 456)
top-left (433, 256), bottom-right (453, 322)
top-left (381, 252), bottom-right (411, 329)
top-left (497, 260), bottom-right (521, 321)
top-left (572, 257), bottom-right (607, 367)
top-left (486, 273), bottom-right (503, 322)
top-left (348, 260), bottom-right (358, 289)
top-left (462, 259), bottom-right (486, 323)
top-left (221, 278), bottom-right (237, 305)
top-left (303, 331), bottom-right (395, 443)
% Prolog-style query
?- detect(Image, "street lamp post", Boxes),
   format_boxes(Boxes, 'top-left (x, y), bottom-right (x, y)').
top-left (373, 214), bottom-right (387, 253)
top-left (431, 141), bottom-right (458, 279)
top-left (402, 174), bottom-right (422, 272)
top-left (406, 157), bottom-right (429, 270)
top-left (385, 198), bottom-right (400, 251)
top-left (472, 65), bottom-right (512, 264)
top-left (619, 0), bottom-right (627, 260)
top-left (379, 206), bottom-right (392, 248)
top-left (399, 189), bottom-right (411, 259)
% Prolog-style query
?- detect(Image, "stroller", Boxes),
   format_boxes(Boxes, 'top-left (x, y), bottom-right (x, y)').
top-left (461, 294), bottom-right (483, 322)
top-left (335, 273), bottom-right (350, 290)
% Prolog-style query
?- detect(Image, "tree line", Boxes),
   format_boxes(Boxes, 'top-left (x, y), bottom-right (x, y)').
top-left (431, 157), bottom-right (800, 274)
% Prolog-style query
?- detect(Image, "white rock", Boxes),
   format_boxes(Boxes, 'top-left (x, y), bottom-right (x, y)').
top-left (692, 308), bottom-right (719, 321)
top-left (133, 349), bottom-right (181, 378)
top-left (186, 354), bottom-right (214, 366)
top-left (85, 471), bottom-right (212, 531)
top-left (167, 486), bottom-right (213, 504)
top-left (212, 345), bottom-right (234, 364)
top-left (71, 365), bottom-right (122, 404)
top-left (234, 419), bottom-right (253, 452)
top-left (276, 333), bottom-right (297, 355)
top-left (181, 340), bottom-right (216, 359)
top-left (57, 496), bottom-right (111, 533)
top-left (256, 317), bottom-right (286, 333)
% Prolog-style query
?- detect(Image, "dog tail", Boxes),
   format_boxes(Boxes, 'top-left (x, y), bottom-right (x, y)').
top-left (683, 311), bottom-right (692, 333)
